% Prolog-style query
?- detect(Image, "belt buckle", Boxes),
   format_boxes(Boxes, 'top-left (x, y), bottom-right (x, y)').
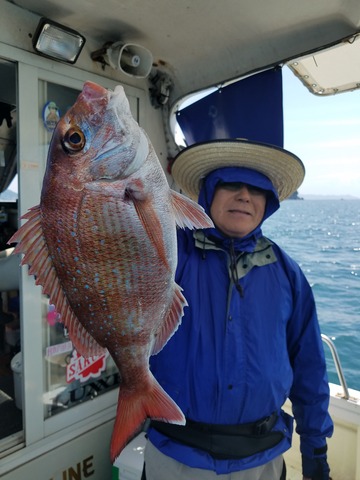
top-left (254, 415), bottom-right (271, 435)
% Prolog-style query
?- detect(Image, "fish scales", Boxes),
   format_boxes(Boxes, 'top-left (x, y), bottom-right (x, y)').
top-left (9, 81), bottom-right (214, 461)
top-left (55, 192), bottom-right (173, 345)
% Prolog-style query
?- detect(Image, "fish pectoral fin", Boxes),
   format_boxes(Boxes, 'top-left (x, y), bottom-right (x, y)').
top-left (170, 190), bottom-right (214, 229)
top-left (151, 284), bottom-right (187, 355)
top-left (129, 189), bottom-right (170, 269)
top-left (9, 205), bottom-right (105, 358)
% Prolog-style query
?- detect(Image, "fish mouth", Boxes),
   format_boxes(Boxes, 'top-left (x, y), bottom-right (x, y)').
top-left (110, 84), bottom-right (128, 108)
top-left (113, 85), bottom-right (125, 96)
top-left (80, 82), bottom-right (125, 111)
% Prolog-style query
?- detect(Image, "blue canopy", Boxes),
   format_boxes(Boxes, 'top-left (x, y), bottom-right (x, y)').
top-left (176, 68), bottom-right (283, 147)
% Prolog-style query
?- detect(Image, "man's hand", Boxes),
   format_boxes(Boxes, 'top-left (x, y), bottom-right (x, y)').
top-left (302, 454), bottom-right (330, 480)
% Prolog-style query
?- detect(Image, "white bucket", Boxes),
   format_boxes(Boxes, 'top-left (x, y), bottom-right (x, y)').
top-left (112, 432), bottom-right (146, 479)
top-left (10, 351), bottom-right (22, 409)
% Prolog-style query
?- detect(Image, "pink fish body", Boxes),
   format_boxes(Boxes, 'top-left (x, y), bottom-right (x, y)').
top-left (10, 82), bottom-right (213, 460)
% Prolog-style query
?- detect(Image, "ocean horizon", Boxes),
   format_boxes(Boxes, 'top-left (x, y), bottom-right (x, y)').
top-left (300, 194), bottom-right (359, 201)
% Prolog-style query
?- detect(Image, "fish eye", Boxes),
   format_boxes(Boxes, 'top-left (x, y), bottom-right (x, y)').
top-left (62, 127), bottom-right (86, 153)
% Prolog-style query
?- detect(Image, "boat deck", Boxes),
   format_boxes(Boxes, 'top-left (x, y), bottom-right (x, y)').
top-left (286, 466), bottom-right (303, 479)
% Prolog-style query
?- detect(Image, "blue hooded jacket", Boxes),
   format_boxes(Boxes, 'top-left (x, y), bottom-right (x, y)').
top-left (148, 168), bottom-right (333, 474)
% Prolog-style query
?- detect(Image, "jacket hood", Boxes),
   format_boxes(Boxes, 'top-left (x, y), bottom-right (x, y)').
top-left (197, 167), bottom-right (280, 251)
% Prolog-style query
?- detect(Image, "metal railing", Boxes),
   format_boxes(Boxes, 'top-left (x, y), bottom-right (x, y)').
top-left (321, 333), bottom-right (350, 400)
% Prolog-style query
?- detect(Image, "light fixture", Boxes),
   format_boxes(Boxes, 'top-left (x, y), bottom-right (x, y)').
top-left (32, 17), bottom-right (86, 64)
top-left (91, 42), bottom-right (153, 78)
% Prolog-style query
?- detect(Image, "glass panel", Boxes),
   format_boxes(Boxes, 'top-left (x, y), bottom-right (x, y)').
top-left (43, 297), bottom-right (120, 418)
top-left (38, 81), bottom-right (121, 420)
top-left (0, 58), bottom-right (23, 450)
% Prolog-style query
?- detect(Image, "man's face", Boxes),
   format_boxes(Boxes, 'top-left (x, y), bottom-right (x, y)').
top-left (210, 182), bottom-right (267, 238)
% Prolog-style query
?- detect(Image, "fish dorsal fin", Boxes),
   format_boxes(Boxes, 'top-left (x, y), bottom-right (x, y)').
top-left (151, 283), bottom-right (187, 355)
top-left (10, 205), bottom-right (105, 358)
top-left (170, 190), bottom-right (214, 230)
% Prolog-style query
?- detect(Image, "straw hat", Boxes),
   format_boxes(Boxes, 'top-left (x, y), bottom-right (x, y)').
top-left (171, 139), bottom-right (305, 201)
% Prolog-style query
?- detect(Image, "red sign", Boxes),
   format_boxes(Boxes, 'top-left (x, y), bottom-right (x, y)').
top-left (66, 350), bottom-right (109, 383)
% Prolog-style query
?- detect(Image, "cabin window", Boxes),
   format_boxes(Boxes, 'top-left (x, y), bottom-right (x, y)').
top-left (37, 81), bottom-right (121, 419)
top-left (0, 58), bottom-right (22, 453)
top-left (42, 295), bottom-right (120, 418)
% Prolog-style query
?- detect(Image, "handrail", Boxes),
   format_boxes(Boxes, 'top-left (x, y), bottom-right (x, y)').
top-left (321, 333), bottom-right (350, 400)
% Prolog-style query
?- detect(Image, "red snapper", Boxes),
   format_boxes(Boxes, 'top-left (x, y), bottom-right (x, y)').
top-left (10, 81), bottom-right (213, 460)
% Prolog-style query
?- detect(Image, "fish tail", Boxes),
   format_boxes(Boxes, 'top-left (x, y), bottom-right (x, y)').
top-left (110, 375), bottom-right (185, 462)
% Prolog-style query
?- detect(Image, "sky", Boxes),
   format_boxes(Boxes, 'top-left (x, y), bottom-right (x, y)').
top-left (282, 66), bottom-right (360, 197)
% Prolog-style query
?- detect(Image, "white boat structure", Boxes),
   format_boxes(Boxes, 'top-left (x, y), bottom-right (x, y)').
top-left (0, 1), bottom-right (359, 478)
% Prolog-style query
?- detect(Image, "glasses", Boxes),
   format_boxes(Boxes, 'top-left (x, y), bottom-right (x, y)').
top-left (217, 182), bottom-right (266, 195)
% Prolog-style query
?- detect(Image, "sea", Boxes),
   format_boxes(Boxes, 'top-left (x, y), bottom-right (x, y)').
top-left (262, 198), bottom-right (360, 391)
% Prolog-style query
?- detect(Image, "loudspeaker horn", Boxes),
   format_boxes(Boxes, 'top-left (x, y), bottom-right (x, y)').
top-left (106, 42), bottom-right (153, 78)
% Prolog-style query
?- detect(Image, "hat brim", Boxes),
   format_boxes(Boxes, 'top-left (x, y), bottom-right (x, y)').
top-left (171, 139), bottom-right (305, 201)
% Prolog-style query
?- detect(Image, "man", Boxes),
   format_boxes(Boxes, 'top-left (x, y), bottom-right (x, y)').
top-left (144, 139), bottom-right (333, 480)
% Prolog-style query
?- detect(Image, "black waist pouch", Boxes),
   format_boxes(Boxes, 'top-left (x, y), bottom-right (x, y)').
top-left (151, 413), bottom-right (284, 460)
